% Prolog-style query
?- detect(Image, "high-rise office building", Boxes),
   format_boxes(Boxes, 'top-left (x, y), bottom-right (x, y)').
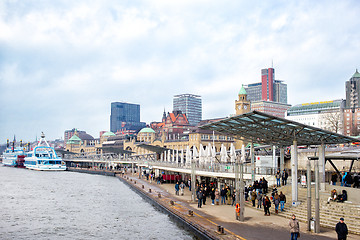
top-left (261, 68), bottom-right (274, 101)
top-left (244, 68), bottom-right (288, 104)
top-left (110, 102), bottom-right (146, 133)
top-left (345, 69), bottom-right (360, 109)
top-left (173, 94), bottom-right (202, 126)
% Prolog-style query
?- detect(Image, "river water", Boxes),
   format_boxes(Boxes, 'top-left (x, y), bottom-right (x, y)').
top-left (0, 166), bottom-right (193, 240)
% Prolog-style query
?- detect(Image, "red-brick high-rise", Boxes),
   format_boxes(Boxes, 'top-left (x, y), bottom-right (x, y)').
top-left (261, 68), bottom-right (275, 101)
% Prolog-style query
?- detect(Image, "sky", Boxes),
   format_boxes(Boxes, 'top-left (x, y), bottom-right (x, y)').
top-left (1, 0), bottom-right (360, 143)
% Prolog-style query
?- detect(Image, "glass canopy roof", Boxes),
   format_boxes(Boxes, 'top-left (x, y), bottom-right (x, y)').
top-left (200, 111), bottom-right (358, 146)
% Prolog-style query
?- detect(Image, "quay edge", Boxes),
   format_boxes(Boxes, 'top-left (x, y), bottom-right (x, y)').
top-left (116, 175), bottom-right (220, 240)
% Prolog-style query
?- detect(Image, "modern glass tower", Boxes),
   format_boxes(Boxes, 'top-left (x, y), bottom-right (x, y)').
top-left (110, 102), bottom-right (146, 133)
top-left (173, 94), bottom-right (202, 126)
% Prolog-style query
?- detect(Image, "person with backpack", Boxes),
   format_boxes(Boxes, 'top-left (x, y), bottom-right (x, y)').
top-left (279, 191), bottom-right (286, 212)
top-left (273, 192), bottom-right (280, 214)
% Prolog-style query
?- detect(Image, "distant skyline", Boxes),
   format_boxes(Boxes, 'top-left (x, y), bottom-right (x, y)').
top-left (1, 0), bottom-right (360, 142)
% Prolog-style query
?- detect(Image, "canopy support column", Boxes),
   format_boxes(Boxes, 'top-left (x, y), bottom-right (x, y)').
top-left (318, 143), bottom-right (326, 191)
top-left (272, 145), bottom-right (277, 172)
top-left (191, 158), bottom-right (196, 202)
top-left (291, 139), bottom-right (299, 205)
top-left (251, 142), bottom-right (255, 183)
top-left (280, 147), bottom-right (285, 172)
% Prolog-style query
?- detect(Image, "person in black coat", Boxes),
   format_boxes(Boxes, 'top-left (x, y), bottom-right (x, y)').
top-left (353, 173), bottom-right (359, 188)
top-left (331, 173), bottom-right (338, 185)
top-left (335, 217), bottom-right (348, 240)
top-left (197, 189), bottom-right (203, 208)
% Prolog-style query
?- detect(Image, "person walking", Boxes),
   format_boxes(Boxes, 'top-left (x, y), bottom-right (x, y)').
top-left (276, 170), bottom-right (281, 187)
top-left (210, 188), bottom-right (215, 205)
top-left (257, 190), bottom-right (263, 209)
top-left (282, 169), bottom-right (288, 186)
top-left (263, 195), bottom-right (271, 216)
top-left (220, 187), bottom-right (226, 205)
top-left (273, 192), bottom-right (280, 214)
top-left (353, 173), bottom-right (359, 188)
top-left (335, 217), bottom-right (348, 240)
top-left (215, 188), bottom-right (220, 205)
top-left (226, 187), bottom-right (231, 205)
top-left (175, 182), bottom-right (180, 195)
top-left (331, 172), bottom-right (338, 185)
top-left (231, 190), bottom-right (236, 206)
top-left (179, 181), bottom-right (186, 196)
top-left (203, 186), bottom-right (208, 205)
top-left (279, 191), bottom-right (286, 212)
top-left (289, 214), bottom-right (300, 240)
top-left (251, 189), bottom-right (257, 207)
top-left (197, 189), bottom-right (203, 208)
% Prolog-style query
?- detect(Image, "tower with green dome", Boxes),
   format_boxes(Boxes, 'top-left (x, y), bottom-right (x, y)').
top-left (235, 85), bottom-right (251, 115)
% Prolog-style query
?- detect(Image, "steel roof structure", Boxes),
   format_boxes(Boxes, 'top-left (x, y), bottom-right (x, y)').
top-left (200, 111), bottom-right (358, 146)
top-left (308, 150), bottom-right (360, 175)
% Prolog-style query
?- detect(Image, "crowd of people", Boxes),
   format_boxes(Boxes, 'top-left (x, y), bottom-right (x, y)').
top-left (331, 172), bottom-right (360, 188)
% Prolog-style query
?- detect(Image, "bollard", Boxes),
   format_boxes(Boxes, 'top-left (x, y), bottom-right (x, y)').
top-left (170, 200), bottom-right (174, 205)
top-left (149, 189), bottom-right (152, 193)
top-left (142, 185), bottom-right (144, 189)
top-left (158, 193), bottom-right (161, 198)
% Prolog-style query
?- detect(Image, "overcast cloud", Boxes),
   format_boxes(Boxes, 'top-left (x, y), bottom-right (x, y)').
top-left (1, 0), bottom-right (360, 142)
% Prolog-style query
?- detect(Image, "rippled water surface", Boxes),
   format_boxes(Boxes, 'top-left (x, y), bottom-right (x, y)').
top-left (0, 166), bottom-right (193, 239)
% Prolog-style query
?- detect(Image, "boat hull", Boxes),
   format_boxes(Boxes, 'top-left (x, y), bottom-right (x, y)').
top-left (25, 165), bottom-right (67, 171)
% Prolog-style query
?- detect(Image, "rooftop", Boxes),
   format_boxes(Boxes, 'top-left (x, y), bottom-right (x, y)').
top-left (200, 111), bottom-right (358, 146)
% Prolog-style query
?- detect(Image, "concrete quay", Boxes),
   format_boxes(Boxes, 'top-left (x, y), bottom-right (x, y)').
top-left (66, 168), bottom-right (359, 240)
top-left (116, 173), bottom-right (360, 240)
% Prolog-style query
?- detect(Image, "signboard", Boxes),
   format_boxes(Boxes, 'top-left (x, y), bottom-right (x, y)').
top-left (301, 175), bottom-right (307, 186)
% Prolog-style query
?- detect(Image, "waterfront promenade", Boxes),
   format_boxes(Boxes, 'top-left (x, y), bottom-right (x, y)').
top-left (118, 172), bottom-right (358, 240)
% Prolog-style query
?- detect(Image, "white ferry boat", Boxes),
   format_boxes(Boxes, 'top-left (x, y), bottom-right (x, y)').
top-left (2, 145), bottom-right (26, 167)
top-left (24, 133), bottom-right (66, 171)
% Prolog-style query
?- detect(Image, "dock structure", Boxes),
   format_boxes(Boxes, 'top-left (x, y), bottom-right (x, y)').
top-left (65, 167), bottom-right (360, 239)
top-left (63, 111), bottom-right (360, 236)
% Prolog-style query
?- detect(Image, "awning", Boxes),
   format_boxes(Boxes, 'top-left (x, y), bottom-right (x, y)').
top-left (137, 144), bottom-right (171, 154)
top-left (200, 111), bottom-right (359, 146)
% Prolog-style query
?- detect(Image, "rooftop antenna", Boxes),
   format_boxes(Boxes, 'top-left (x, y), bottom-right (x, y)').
top-left (271, 59), bottom-right (274, 68)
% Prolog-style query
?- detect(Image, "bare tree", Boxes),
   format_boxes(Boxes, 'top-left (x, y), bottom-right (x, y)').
top-left (320, 111), bottom-right (342, 133)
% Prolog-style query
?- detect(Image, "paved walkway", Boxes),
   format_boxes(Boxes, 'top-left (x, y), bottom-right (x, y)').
top-left (122, 173), bottom-right (358, 240)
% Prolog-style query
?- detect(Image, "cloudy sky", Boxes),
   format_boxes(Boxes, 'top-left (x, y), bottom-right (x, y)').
top-left (1, 0), bottom-right (360, 142)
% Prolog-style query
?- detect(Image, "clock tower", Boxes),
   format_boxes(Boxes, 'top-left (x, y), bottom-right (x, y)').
top-left (235, 85), bottom-right (251, 115)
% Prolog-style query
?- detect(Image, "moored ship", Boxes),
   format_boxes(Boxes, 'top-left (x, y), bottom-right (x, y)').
top-left (24, 132), bottom-right (66, 171)
top-left (2, 139), bottom-right (26, 168)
